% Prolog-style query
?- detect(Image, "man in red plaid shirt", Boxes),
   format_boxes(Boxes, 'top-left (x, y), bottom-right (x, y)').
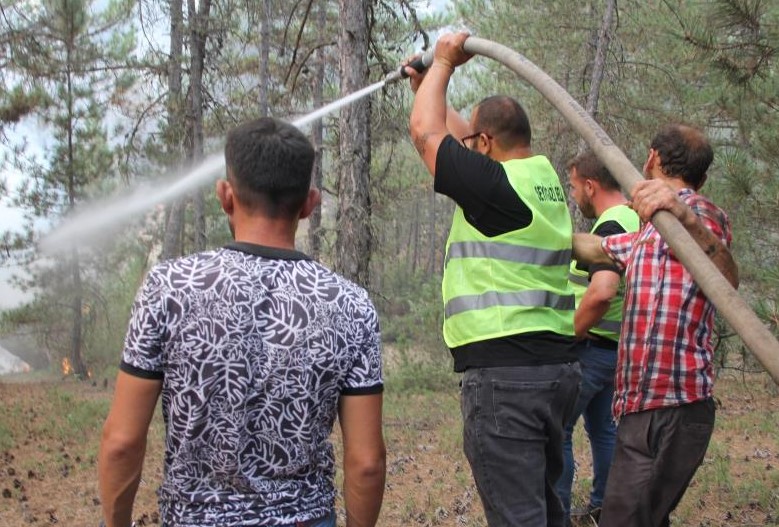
top-left (573, 124), bottom-right (739, 527)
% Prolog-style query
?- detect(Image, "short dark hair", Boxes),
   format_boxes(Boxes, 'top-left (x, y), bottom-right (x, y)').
top-left (567, 150), bottom-right (620, 191)
top-left (224, 117), bottom-right (315, 218)
top-left (473, 95), bottom-right (531, 149)
top-left (650, 124), bottom-right (713, 189)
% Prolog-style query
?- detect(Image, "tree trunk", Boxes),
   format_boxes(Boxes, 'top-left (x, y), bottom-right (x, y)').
top-left (308, 2), bottom-right (327, 259)
top-left (572, 0), bottom-right (616, 231)
top-left (583, 0), bottom-right (616, 123)
top-left (64, 37), bottom-right (87, 378)
top-left (69, 248), bottom-right (87, 376)
top-left (162, 200), bottom-right (185, 260)
top-left (162, 0), bottom-right (185, 260)
top-left (410, 197), bottom-right (419, 274)
top-left (334, 0), bottom-right (372, 285)
top-left (426, 188), bottom-right (436, 274)
top-left (188, 0), bottom-right (211, 252)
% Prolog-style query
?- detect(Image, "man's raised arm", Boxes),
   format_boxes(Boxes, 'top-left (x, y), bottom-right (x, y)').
top-left (408, 32), bottom-right (473, 176)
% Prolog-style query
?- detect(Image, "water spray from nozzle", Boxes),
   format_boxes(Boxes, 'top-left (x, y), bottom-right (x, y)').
top-left (384, 49), bottom-right (435, 84)
top-left (40, 48), bottom-right (435, 254)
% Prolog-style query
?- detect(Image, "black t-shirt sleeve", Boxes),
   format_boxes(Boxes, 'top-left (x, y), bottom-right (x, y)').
top-left (593, 219), bottom-right (627, 238)
top-left (587, 219), bottom-right (627, 275)
top-left (120, 360), bottom-right (164, 380)
top-left (433, 135), bottom-right (533, 237)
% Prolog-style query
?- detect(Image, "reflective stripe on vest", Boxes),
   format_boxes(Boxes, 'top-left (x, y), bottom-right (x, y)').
top-left (445, 289), bottom-right (576, 318)
top-left (595, 318), bottom-right (621, 335)
top-left (567, 270), bottom-right (589, 287)
top-left (446, 241), bottom-right (571, 268)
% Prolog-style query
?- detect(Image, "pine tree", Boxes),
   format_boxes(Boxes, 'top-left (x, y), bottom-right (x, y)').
top-left (4, 0), bottom-right (135, 376)
top-left (676, 0), bottom-right (779, 344)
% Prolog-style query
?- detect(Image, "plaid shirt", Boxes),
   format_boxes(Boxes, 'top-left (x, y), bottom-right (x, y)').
top-left (602, 188), bottom-right (732, 418)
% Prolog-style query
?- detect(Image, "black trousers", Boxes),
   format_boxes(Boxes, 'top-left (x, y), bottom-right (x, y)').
top-left (599, 399), bottom-right (715, 527)
top-left (461, 363), bottom-right (581, 527)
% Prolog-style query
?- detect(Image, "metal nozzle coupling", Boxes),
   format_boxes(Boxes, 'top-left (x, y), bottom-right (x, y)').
top-left (384, 49), bottom-right (435, 84)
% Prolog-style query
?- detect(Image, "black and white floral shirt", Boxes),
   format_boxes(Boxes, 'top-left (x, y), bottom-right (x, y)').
top-left (120, 242), bottom-right (383, 527)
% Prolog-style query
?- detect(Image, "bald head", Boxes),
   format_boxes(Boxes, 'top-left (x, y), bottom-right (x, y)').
top-left (472, 95), bottom-right (531, 150)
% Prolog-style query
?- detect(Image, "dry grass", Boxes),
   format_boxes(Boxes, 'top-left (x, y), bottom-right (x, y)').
top-left (0, 370), bottom-right (776, 526)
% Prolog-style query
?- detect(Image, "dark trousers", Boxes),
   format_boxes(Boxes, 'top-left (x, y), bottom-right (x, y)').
top-left (461, 363), bottom-right (581, 527)
top-left (599, 399), bottom-right (715, 527)
top-left (556, 340), bottom-right (617, 516)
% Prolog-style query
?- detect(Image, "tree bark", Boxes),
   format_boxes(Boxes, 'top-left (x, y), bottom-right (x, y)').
top-left (161, 0), bottom-right (185, 260)
top-left (65, 29), bottom-right (86, 378)
top-left (583, 0), bottom-right (616, 122)
top-left (69, 248), bottom-right (86, 376)
top-left (334, 0), bottom-right (372, 285)
top-left (426, 188), bottom-right (436, 275)
top-left (307, 2), bottom-right (327, 260)
top-left (572, 0), bottom-right (616, 231)
top-left (410, 197), bottom-right (419, 273)
top-left (188, 0), bottom-right (211, 252)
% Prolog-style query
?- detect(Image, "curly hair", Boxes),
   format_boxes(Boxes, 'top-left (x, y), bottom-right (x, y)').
top-left (650, 124), bottom-right (713, 189)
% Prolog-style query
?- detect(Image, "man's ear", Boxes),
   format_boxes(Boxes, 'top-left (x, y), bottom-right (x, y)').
top-left (585, 178), bottom-right (596, 197)
top-left (299, 188), bottom-right (321, 220)
top-left (643, 148), bottom-right (659, 177)
top-left (480, 133), bottom-right (493, 156)
top-left (216, 179), bottom-right (234, 216)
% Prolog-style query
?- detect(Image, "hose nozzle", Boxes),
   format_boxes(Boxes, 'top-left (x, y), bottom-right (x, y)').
top-left (384, 49), bottom-right (434, 84)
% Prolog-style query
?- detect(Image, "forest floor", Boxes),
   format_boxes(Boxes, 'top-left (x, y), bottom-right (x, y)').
top-left (0, 368), bottom-right (777, 526)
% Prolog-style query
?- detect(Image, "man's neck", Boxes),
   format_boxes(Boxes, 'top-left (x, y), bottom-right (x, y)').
top-left (231, 215), bottom-right (299, 250)
top-left (492, 145), bottom-right (533, 162)
top-left (663, 177), bottom-right (692, 192)
top-left (652, 170), bottom-right (692, 192)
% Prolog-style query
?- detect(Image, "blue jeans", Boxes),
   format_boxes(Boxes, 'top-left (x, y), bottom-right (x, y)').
top-left (556, 340), bottom-right (617, 517)
top-left (461, 362), bottom-right (581, 527)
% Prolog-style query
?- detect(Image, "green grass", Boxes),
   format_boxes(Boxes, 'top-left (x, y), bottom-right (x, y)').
top-left (383, 360), bottom-right (460, 394)
top-left (0, 368), bottom-right (776, 527)
top-left (40, 388), bottom-right (109, 442)
top-left (706, 441), bottom-right (734, 493)
top-left (0, 421), bottom-right (13, 451)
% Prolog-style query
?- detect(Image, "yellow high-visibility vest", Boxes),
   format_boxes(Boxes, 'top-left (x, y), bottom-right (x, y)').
top-left (568, 204), bottom-right (640, 342)
top-left (442, 156), bottom-right (575, 348)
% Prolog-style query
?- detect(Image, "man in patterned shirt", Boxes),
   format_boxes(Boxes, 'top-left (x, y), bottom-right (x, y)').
top-left (98, 117), bottom-right (386, 527)
top-left (573, 124), bottom-right (738, 527)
